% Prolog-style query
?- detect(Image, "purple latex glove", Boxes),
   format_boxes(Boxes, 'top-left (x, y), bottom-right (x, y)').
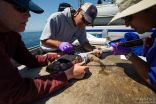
top-left (112, 43), bottom-right (131, 55)
top-left (59, 42), bottom-right (73, 53)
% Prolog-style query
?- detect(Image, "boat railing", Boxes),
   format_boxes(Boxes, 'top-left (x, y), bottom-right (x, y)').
top-left (28, 45), bottom-right (41, 54)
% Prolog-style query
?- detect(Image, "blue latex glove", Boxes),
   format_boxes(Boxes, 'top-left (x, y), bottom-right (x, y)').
top-left (112, 43), bottom-right (131, 55)
top-left (59, 42), bottom-right (73, 53)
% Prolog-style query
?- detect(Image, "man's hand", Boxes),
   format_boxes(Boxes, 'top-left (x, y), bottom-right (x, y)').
top-left (91, 49), bottom-right (102, 57)
top-left (58, 42), bottom-right (73, 54)
top-left (45, 53), bottom-right (60, 62)
top-left (64, 62), bottom-right (89, 80)
top-left (112, 43), bottom-right (131, 55)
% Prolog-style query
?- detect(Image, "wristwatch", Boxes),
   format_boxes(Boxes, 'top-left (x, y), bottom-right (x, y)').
top-left (125, 52), bottom-right (134, 60)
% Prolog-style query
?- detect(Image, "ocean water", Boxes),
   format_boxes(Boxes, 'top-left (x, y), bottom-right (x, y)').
top-left (20, 30), bottom-right (99, 48)
top-left (20, 31), bottom-right (42, 48)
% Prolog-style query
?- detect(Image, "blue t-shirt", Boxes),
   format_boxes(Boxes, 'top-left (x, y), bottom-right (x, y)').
top-left (147, 32), bottom-right (156, 89)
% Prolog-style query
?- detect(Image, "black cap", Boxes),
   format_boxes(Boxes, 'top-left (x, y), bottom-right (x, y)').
top-left (11, 0), bottom-right (44, 14)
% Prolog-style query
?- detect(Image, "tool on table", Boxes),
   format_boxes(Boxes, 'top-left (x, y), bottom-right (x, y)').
top-left (118, 39), bottom-right (144, 47)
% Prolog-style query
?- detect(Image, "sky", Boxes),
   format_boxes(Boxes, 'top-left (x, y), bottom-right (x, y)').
top-left (25, 0), bottom-right (98, 32)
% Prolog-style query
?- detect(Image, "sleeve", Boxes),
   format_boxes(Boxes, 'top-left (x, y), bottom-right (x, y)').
top-left (0, 45), bottom-right (68, 104)
top-left (77, 29), bottom-right (89, 45)
top-left (146, 38), bottom-right (156, 90)
top-left (148, 67), bottom-right (156, 89)
top-left (148, 62), bottom-right (156, 89)
top-left (40, 13), bottom-right (60, 41)
top-left (13, 34), bottom-right (54, 68)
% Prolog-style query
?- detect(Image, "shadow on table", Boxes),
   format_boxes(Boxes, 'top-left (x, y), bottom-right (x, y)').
top-left (116, 63), bottom-right (156, 93)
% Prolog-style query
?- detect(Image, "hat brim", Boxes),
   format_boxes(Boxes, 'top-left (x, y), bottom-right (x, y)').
top-left (83, 13), bottom-right (94, 26)
top-left (12, 0), bottom-right (44, 14)
top-left (109, 0), bottom-right (156, 24)
top-left (28, 1), bottom-right (44, 14)
top-left (83, 13), bottom-right (92, 23)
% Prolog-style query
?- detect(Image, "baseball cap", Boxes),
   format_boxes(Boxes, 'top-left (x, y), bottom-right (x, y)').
top-left (81, 3), bottom-right (97, 26)
top-left (109, 0), bottom-right (156, 24)
top-left (58, 2), bottom-right (72, 12)
top-left (8, 0), bottom-right (44, 14)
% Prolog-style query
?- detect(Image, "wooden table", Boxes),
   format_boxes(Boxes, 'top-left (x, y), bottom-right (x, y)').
top-left (19, 52), bottom-right (156, 104)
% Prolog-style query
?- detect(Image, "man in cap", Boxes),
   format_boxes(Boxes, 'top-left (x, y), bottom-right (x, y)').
top-left (40, 3), bottom-right (98, 53)
top-left (109, 0), bottom-right (156, 90)
top-left (0, 0), bottom-right (89, 103)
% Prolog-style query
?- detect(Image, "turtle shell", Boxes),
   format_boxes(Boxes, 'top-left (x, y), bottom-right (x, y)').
top-left (46, 55), bottom-right (83, 73)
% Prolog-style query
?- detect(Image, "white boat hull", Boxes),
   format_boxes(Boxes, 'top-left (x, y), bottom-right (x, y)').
top-left (94, 3), bottom-right (124, 25)
top-left (94, 16), bottom-right (124, 25)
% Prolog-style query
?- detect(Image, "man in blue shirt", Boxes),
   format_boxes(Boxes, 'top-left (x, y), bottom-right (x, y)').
top-left (109, 0), bottom-right (156, 90)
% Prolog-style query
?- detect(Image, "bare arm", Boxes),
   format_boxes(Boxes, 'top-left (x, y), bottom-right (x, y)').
top-left (81, 42), bottom-right (95, 52)
top-left (41, 39), bottom-right (62, 48)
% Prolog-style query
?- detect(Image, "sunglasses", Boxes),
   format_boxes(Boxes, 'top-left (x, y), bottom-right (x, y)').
top-left (4, 0), bottom-right (28, 13)
top-left (81, 15), bottom-right (91, 26)
top-left (123, 16), bottom-right (133, 22)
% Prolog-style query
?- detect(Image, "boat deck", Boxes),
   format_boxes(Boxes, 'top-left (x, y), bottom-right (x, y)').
top-left (19, 46), bottom-right (156, 104)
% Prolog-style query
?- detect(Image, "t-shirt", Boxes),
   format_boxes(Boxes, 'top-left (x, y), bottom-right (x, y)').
top-left (146, 32), bottom-right (156, 89)
top-left (40, 8), bottom-right (88, 51)
top-left (0, 31), bottom-right (68, 104)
